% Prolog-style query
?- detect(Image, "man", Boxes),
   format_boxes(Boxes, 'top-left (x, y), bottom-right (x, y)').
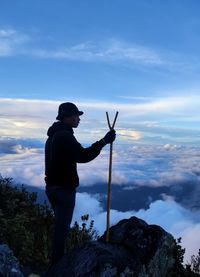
top-left (45, 102), bottom-right (116, 269)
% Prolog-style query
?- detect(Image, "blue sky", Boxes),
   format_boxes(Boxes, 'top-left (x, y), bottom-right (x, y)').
top-left (1, 0), bottom-right (200, 260)
top-left (0, 0), bottom-right (200, 144)
top-left (0, 0), bottom-right (200, 146)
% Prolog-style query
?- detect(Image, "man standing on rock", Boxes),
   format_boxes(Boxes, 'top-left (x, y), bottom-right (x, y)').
top-left (45, 102), bottom-right (116, 270)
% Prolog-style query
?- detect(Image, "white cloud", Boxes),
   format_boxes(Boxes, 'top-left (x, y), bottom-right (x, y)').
top-left (72, 192), bottom-right (135, 235)
top-left (0, 148), bottom-right (44, 188)
top-left (0, 27), bottom-right (198, 76)
top-left (135, 199), bottom-right (200, 262)
top-left (0, 107), bottom-right (200, 193)
top-left (0, 29), bottom-right (164, 65)
top-left (35, 39), bottom-right (164, 66)
top-left (117, 129), bottom-right (141, 140)
top-left (0, 29), bottom-right (17, 37)
top-left (0, 136), bottom-right (200, 261)
top-left (78, 144), bottom-right (200, 189)
top-left (0, 28), bottom-right (30, 56)
top-left (73, 192), bottom-right (103, 219)
top-left (1, 95), bottom-right (200, 127)
top-left (72, 192), bottom-right (200, 262)
top-left (181, 225), bottom-right (200, 262)
top-left (0, 98), bottom-right (59, 138)
top-left (0, 137), bottom-right (43, 154)
top-left (0, 131), bottom-right (200, 190)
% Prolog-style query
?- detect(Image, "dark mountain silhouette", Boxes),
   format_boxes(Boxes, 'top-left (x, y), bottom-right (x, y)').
top-left (15, 181), bottom-right (200, 212)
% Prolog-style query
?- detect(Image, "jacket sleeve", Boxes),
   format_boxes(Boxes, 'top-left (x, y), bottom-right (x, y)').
top-left (62, 132), bottom-right (106, 163)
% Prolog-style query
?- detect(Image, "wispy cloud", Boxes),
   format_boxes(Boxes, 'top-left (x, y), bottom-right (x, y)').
top-left (0, 27), bottom-right (197, 72)
top-left (78, 95), bottom-right (200, 120)
top-left (0, 28), bottom-right (166, 66)
top-left (34, 39), bottom-right (164, 65)
top-left (0, 28), bottom-right (30, 56)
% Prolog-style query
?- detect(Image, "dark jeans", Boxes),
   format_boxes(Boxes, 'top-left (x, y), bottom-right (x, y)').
top-left (45, 186), bottom-right (76, 265)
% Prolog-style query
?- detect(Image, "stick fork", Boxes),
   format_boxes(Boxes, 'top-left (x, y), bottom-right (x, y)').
top-left (105, 111), bottom-right (118, 242)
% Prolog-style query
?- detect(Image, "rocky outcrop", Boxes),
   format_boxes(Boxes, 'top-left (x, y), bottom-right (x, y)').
top-left (0, 244), bottom-right (24, 277)
top-left (52, 216), bottom-right (179, 277)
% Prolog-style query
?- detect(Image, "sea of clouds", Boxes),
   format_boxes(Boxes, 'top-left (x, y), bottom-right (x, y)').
top-left (0, 135), bottom-right (200, 261)
top-left (1, 97), bottom-right (200, 262)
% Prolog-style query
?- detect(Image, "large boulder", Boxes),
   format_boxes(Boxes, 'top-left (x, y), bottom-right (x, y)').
top-left (51, 216), bottom-right (181, 277)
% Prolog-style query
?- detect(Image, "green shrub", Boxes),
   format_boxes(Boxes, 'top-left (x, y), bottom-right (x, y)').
top-left (0, 176), bottom-right (54, 268)
top-left (0, 176), bottom-right (98, 269)
top-left (185, 249), bottom-right (200, 276)
top-left (66, 214), bottom-right (99, 251)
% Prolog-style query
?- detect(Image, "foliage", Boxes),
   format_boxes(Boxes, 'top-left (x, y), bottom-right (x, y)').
top-left (66, 214), bottom-right (99, 251)
top-left (0, 176), bottom-right (99, 269)
top-left (1, 175), bottom-right (200, 276)
top-left (190, 249), bottom-right (200, 274)
top-left (185, 249), bottom-right (200, 276)
top-left (167, 238), bottom-right (200, 277)
top-left (167, 237), bottom-right (186, 276)
top-left (0, 176), bottom-right (54, 268)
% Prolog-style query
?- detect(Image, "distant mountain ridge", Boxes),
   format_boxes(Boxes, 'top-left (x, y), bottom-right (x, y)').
top-left (18, 181), bottom-right (200, 212)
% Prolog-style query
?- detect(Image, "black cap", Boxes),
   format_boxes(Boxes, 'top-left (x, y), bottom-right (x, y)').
top-left (56, 102), bottom-right (84, 120)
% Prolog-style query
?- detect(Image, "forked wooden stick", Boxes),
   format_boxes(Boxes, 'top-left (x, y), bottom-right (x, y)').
top-left (105, 111), bottom-right (118, 242)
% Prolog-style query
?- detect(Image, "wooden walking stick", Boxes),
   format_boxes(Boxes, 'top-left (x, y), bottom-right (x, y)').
top-left (106, 111), bottom-right (118, 242)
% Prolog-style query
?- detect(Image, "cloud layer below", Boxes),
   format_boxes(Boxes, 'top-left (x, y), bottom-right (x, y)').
top-left (73, 193), bottom-right (200, 263)
top-left (0, 136), bottom-right (200, 261)
top-left (0, 96), bottom-right (200, 262)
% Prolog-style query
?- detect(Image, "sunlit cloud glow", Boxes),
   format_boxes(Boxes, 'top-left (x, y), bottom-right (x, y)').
top-left (118, 129), bottom-right (141, 140)
top-left (0, 96), bottom-right (200, 144)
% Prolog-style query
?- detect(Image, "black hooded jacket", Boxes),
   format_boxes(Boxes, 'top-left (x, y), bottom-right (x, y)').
top-left (45, 121), bottom-right (105, 188)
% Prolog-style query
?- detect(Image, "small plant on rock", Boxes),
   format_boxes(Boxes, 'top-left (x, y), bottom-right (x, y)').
top-left (65, 214), bottom-right (99, 251)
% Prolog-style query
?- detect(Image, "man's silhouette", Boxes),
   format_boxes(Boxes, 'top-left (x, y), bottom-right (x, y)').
top-left (45, 102), bottom-right (116, 270)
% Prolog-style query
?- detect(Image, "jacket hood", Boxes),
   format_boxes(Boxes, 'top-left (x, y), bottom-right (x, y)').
top-left (47, 121), bottom-right (73, 137)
